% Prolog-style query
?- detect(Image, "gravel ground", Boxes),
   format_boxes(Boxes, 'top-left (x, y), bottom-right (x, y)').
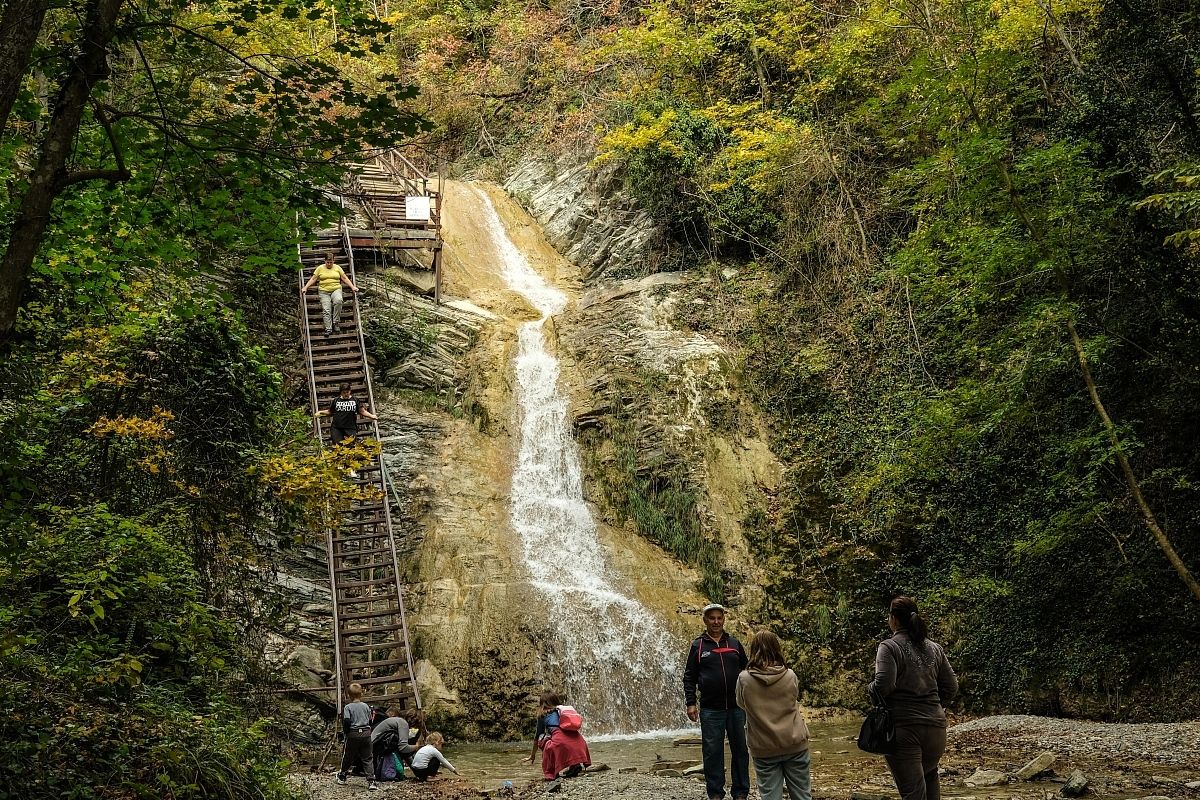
top-left (948, 716), bottom-right (1200, 765)
top-left (290, 716), bottom-right (1200, 800)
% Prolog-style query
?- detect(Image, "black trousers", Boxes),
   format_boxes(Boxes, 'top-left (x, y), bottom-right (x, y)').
top-left (411, 760), bottom-right (441, 781)
top-left (339, 729), bottom-right (374, 780)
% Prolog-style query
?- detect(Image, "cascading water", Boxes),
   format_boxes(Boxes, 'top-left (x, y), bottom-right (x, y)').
top-left (473, 186), bottom-right (685, 735)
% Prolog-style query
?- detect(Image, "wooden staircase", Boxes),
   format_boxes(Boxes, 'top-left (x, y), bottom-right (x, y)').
top-left (297, 224), bottom-right (421, 713)
top-left (342, 152), bottom-right (444, 302)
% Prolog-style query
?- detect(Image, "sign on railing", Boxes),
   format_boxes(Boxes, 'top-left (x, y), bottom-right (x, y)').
top-left (405, 196), bottom-right (431, 221)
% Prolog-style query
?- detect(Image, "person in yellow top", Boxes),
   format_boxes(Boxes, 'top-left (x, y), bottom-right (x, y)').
top-left (301, 252), bottom-right (359, 336)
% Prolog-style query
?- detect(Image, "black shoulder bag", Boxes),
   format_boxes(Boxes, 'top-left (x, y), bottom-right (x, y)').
top-left (857, 685), bottom-right (897, 754)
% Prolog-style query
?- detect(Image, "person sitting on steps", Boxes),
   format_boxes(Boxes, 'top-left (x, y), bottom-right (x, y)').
top-left (315, 382), bottom-right (377, 478)
top-left (301, 251), bottom-right (359, 337)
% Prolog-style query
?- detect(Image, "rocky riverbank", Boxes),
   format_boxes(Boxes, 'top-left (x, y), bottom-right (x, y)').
top-left (289, 715), bottom-right (1200, 800)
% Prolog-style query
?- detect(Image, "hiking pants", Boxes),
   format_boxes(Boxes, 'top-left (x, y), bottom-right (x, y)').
top-left (319, 288), bottom-right (344, 333)
top-left (753, 749), bottom-right (811, 800)
top-left (338, 728), bottom-right (374, 781)
top-left (884, 723), bottom-right (947, 800)
top-left (700, 707), bottom-right (750, 799)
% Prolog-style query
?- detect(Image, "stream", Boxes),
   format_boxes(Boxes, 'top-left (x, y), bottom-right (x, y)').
top-left (444, 714), bottom-right (866, 790)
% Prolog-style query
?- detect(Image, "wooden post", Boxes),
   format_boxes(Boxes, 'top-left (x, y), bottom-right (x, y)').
top-left (433, 245), bottom-right (442, 305)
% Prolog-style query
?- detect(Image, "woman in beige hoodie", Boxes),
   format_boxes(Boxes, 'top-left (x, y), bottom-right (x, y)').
top-left (734, 630), bottom-right (811, 800)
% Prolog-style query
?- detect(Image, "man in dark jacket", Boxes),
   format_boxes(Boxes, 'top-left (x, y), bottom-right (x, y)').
top-left (683, 603), bottom-right (749, 800)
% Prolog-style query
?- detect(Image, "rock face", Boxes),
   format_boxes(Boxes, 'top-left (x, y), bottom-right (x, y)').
top-left (555, 268), bottom-right (776, 619)
top-left (504, 154), bottom-right (663, 282)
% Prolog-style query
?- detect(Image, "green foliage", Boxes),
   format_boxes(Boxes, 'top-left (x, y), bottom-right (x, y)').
top-left (0, 281), bottom-right (315, 795)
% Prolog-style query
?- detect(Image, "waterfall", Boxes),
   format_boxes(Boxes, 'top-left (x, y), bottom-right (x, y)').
top-left (473, 186), bottom-right (685, 735)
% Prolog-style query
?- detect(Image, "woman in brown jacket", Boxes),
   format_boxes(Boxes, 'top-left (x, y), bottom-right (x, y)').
top-left (734, 630), bottom-right (811, 800)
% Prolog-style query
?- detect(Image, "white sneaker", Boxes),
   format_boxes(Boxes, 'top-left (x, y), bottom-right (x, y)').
top-left (368, 782), bottom-right (379, 791)
top-left (335, 773), bottom-right (347, 785)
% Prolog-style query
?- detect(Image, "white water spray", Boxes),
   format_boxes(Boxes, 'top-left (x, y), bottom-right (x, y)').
top-left (473, 186), bottom-right (684, 734)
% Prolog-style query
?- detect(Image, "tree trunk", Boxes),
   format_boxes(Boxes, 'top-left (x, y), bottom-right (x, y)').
top-left (994, 158), bottom-right (1200, 605)
top-left (0, 0), bottom-right (50, 132)
top-left (1064, 317), bottom-right (1200, 604)
top-left (0, 0), bottom-right (124, 342)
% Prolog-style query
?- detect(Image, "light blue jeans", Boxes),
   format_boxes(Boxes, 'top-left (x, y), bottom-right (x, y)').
top-left (753, 749), bottom-right (811, 800)
top-left (319, 287), bottom-right (343, 333)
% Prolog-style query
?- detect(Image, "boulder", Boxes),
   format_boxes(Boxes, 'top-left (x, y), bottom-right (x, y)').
top-left (1063, 770), bottom-right (1089, 797)
top-left (965, 769), bottom-right (1009, 787)
top-left (1016, 752), bottom-right (1057, 781)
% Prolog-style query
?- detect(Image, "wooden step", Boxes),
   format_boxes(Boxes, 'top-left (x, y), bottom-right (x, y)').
top-left (339, 620), bottom-right (408, 636)
top-left (333, 546), bottom-right (397, 560)
top-left (336, 577), bottom-right (399, 593)
top-left (340, 641), bottom-right (406, 655)
top-left (361, 690), bottom-right (416, 705)
top-left (333, 561), bottom-right (394, 576)
top-left (337, 606), bottom-right (400, 622)
top-left (345, 656), bottom-right (409, 672)
top-left (347, 673), bottom-right (412, 688)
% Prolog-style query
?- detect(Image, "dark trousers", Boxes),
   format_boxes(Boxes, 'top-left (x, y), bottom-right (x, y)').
top-left (338, 729), bottom-right (375, 781)
top-left (884, 723), bottom-right (947, 800)
top-left (411, 760), bottom-right (441, 781)
top-left (699, 707), bottom-right (750, 799)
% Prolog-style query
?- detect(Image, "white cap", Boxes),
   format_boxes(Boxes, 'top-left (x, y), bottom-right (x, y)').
top-left (701, 603), bottom-right (726, 615)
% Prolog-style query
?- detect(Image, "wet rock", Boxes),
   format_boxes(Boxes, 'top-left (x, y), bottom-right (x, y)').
top-left (504, 155), bottom-right (663, 282)
top-left (966, 769), bottom-right (1009, 787)
top-left (1063, 770), bottom-right (1089, 797)
top-left (1015, 752), bottom-right (1057, 780)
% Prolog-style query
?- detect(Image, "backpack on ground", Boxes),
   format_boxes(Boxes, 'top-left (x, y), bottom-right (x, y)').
top-left (556, 705), bottom-right (583, 732)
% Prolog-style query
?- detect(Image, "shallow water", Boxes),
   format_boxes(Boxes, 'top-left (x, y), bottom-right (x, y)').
top-left (444, 715), bottom-right (869, 789)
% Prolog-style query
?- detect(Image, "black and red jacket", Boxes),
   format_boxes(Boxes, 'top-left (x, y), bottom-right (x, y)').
top-left (683, 632), bottom-right (747, 710)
